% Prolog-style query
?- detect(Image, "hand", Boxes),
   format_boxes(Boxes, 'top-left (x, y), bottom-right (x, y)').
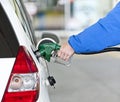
top-left (57, 42), bottom-right (74, 61)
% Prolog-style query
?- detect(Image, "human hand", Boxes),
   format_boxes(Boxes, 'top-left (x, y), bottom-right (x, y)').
top-left (57, 42), bottom-right (74, 61)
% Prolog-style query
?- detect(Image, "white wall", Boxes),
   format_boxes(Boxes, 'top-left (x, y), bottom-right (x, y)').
top-left (113, 0), bottom-right (120, 6)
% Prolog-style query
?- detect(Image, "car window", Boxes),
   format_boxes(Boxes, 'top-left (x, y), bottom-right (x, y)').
top-left (0, 4), bottom-right (19, 58)
top-left (10, 0), bottom-right (36, 45)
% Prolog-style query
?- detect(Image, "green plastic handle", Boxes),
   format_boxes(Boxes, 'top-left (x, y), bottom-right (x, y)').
top-left (38, 43), bottom-right (61, 62)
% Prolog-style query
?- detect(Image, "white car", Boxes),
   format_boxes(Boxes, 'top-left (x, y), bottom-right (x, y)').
top-left (0, 0), bottom-right (56, 102)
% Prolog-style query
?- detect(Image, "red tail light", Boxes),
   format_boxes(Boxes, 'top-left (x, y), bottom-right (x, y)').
top-left (2, 46), bottom-right (39, 102)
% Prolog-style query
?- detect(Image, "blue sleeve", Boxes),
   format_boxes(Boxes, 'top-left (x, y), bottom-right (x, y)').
top-left (68, 2), bottom-right (120, 54)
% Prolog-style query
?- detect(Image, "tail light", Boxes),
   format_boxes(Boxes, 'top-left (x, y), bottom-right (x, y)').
top-left (2, 46), bottom-right (39, 102)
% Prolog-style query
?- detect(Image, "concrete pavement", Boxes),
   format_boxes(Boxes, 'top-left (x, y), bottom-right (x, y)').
top-left (48, 53), bottom-right (120, 102)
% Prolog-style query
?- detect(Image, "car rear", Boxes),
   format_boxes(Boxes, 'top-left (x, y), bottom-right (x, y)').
top-left (0, 0), bottom-right (41, 102)
top-left (2, 46), bottom-right (39, 102)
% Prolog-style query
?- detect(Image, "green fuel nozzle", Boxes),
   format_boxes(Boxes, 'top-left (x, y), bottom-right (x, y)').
top-left (36, 41), bottom-right (71, 66)
top-left (37, 42), bottom-right (61, 62)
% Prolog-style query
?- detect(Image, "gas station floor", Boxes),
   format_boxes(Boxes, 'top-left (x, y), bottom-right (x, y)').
top-left (47, 37), bottom-right (120, 102)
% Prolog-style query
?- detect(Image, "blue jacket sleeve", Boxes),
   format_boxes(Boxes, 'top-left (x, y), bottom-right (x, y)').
top-left (68, 2), bottom-right (120, 54)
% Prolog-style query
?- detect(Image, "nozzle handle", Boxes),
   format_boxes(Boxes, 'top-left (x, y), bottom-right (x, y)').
top-left (37, 43), bottom-right (61, 62)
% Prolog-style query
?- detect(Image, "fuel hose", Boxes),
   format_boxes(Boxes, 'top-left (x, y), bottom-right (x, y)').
top-left (81, 47), bottom-right (120, 55)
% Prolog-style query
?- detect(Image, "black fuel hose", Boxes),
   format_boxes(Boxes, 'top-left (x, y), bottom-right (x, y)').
top-left (81, 47), bottom-right (120, 55)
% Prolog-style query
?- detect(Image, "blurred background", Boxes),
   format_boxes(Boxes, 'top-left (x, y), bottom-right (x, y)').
top-left (23, 0), bottom-right (117, 31)
top-left (23, 0), bottom-right (120, 102)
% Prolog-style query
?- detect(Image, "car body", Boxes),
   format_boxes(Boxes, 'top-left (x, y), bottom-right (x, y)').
top-left (0, 0), bottom-right (51, 102)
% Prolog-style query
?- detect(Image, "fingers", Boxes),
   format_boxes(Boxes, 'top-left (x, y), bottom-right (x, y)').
top-left (57, 42), bottom-right (74, 61)
top-left (58, 50), bottom-right (69, 61)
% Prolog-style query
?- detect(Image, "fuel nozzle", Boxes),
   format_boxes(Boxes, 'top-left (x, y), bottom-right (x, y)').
top-left (36, 38), bottom-right (71, 66)
top-left (37, 42), bottom-right (61, 62)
